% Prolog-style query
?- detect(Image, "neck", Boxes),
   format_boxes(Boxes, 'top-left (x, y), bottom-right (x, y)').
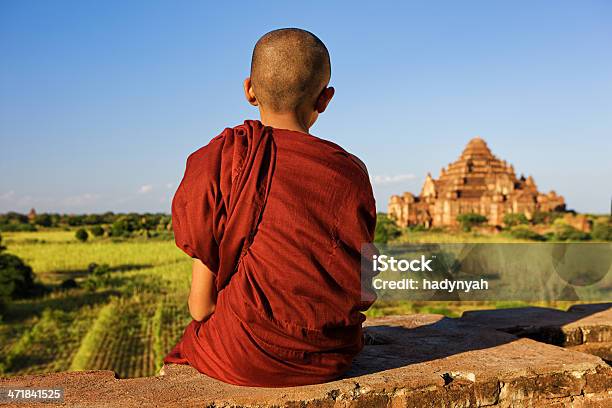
top-left (258, 110), bottom-right (310, 134)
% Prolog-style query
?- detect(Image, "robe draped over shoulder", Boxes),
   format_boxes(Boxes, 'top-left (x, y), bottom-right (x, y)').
top-left (164, 120), bottom-right (377, 387)
top-left (170, 119), bottom-right (276, 291)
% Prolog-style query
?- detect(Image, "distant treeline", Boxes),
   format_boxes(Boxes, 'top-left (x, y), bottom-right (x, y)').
top-left (0, 212), bottom-right (172, 236)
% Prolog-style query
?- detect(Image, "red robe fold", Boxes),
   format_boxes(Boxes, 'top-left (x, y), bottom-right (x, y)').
top-left (164, 120), bottom-right (376, 387)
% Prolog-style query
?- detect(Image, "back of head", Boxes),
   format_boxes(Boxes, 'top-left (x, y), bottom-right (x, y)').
top-left (251, 28), bottom-right (331, 113)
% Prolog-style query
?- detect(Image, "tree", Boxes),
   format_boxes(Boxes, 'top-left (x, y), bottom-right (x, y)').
top-left (0, 212), bottom-right (36, 232)
top-left (75, 228), bottom-right (89, 242)
top-left (110, 219), bottom-right (129, 237)
top-left (101, 212), bottom-right (116, 224)
top-left (157, 215), bottom-right (171, 231)
top-left (592, 221), bottom-right (612, 241)
top-left (140, 213), bottom-right (162, 230)
top-left (90, 225), bottom-right (105, 237)
top-left (456, 213), bottom-right (487, 232)
top-left (532, 211), bottom-right (563, 225)
top-left (503, 213), bottom-right (528, 228)
top-left (374, 213), bottom-right (402, 243)
top-left (83, 214), bottom-right (103, 225)
top-left (83, 263), bottom-right (111, 291)
top-left (34, 213), bottom-right (53, 227)
top-left (0, 233), bottom-right (37, 316)
top-left (509, 225), bottom-right (546, 241)
top-left (554, 224), bottom-right (590, 241)
top-left (110, 216), bottom-right (138, 237)
top-left (66, 215), bottom-right (85, 226)
top-left (0, 233), bottom-right (5, 315)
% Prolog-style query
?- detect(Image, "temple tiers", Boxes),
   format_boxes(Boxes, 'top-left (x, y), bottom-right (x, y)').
top-left (388, 137), bottom-right (566, 228)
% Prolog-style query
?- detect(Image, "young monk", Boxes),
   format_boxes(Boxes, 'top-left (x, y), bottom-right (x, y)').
top-left (163, 28), bottom-right (377, 387)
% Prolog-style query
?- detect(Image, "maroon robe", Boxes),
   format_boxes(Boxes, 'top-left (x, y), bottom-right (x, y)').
top-left (164, 120), bottom-right (376, 387)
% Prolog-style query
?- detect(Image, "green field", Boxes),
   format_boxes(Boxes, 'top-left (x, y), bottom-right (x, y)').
top-left (0, 229), bottom-right (593, 378)
top-left (0, 230), bottom-right (191, 378)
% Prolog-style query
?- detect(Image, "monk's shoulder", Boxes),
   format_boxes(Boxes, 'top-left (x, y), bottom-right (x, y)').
top-left (179, 128), bottom-right (235, 191)
top-left (186, 128), bottom-right (230, 165)
top-left (328, 146), bottom-right (370, 184)
top-left (307, 136), bottom-right (368, 176)
top-left (318, 142), bottom-right (373, 203)
top-left (348, 153), bottom-right (369, 177)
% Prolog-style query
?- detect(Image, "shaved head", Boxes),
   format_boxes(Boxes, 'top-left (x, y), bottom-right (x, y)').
top-left (250, 28), bottom-right (331, 113)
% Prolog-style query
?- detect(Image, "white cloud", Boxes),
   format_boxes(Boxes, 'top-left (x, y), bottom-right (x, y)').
top-left (371, 174), bottom-right (416, 185)
top-left (0, 190), bottom-right (15, 201)
top-left (138, 184), bottom-right (153, 194)
top-left (0, 190), bottom-right (35, 206)
top-left (0, 190), bottom-right (100, 212)
top-left (62, 193), bottom-right (100, 207)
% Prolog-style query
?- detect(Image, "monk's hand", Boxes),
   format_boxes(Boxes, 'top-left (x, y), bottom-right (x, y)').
top-left (188, 259), bottom-right (217, 322)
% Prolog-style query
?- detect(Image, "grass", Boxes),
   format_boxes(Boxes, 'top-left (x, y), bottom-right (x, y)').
top-left (0, 228), bottom-right (599, 378)
top-left (394, 230), bottom-right (533, 243)
top-left (3, 230), bottom-right (184, 283)
top-left (0, 229), bottom-right (191, 378)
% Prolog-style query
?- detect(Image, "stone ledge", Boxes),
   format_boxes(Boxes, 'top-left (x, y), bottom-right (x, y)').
top-left (461, 303), bottom-right (612, 346)
top-left (569, 342), bottom-right (612, 364)
top-left (1, 306), bottom-right (611, 407)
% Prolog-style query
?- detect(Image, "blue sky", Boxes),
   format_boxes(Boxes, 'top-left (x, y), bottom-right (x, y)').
top-left (1, 1), bottom-right (611, 214)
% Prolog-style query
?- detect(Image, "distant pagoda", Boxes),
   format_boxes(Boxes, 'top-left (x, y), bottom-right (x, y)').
top-left (388, 137), bottom-right (566, 228)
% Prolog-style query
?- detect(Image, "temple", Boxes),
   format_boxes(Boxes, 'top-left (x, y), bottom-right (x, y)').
top-left (388, 137), bottom-right (566, 228)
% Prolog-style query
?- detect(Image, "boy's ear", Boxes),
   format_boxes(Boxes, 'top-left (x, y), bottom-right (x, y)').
top-left (243, 78), bottom-right (258, 106)
top-left (315, 86), bottom-right (334, 114)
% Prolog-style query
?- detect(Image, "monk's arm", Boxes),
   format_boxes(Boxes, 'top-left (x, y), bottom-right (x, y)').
top-left (188, 259), bottom-right (217, 321)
